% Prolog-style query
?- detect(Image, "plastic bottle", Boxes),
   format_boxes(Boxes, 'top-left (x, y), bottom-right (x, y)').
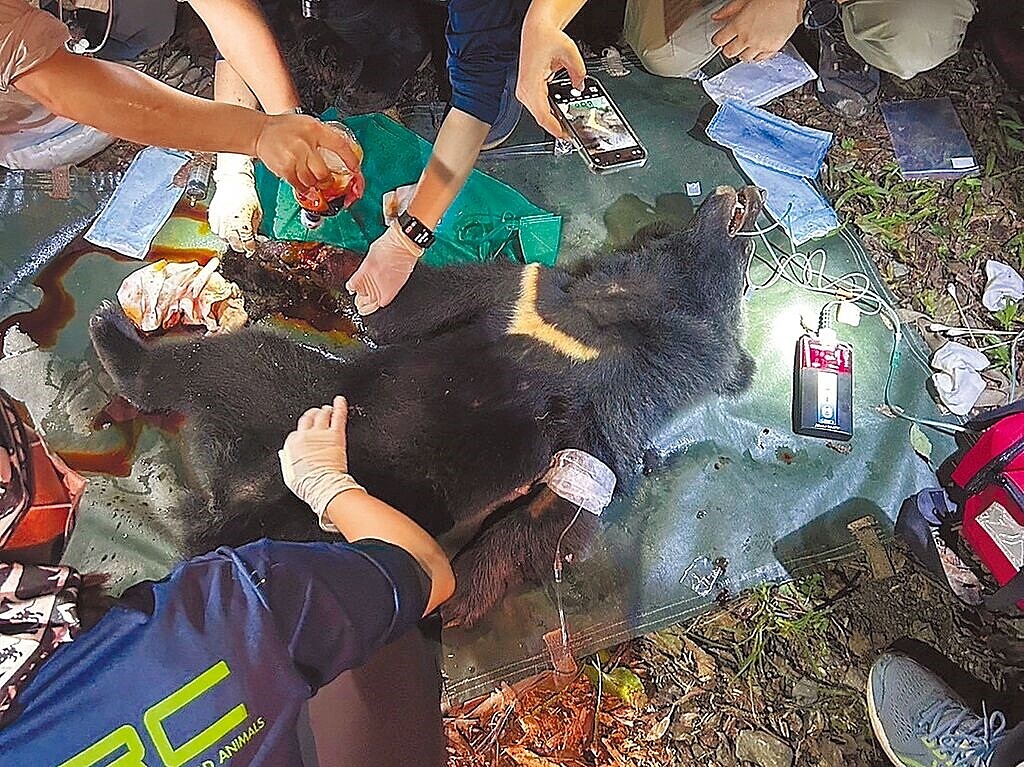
top-left (295, 121), bottom-right (365, 230)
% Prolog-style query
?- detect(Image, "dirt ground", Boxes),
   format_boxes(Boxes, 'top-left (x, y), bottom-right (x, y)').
top-left (78, 15), bottom-right (1024, 767)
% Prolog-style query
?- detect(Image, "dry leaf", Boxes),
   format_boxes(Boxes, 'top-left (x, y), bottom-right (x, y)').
top-left (644, 710), bottom-right (673, 741)
top-left (682, 636), bottom-right (717, 681)
top-left (505, 746), bottom-right (563, 767)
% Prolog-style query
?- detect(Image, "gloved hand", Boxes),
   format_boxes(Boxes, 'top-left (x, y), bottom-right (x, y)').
top-left (208, 153), bottom-right (262, 253)
top-left (345, 221), bottom-right (423, 315)
top-left (279, 396), bottom-right (365, 531)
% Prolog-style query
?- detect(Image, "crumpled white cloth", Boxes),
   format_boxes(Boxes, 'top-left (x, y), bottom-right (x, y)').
top-left (382, 183), bottom-right (417, 227)
top-left (930, 341), bottom-right (990, 415)
top-left (117, 258), bottom-right (247, 335)
top-left (982, 259), bottom-right (1024, 312)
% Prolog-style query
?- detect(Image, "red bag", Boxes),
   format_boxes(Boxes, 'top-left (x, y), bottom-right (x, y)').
top-left (0, 390), bottom-right (85, 565)
top-left (951, 408), bottom-right (1024, 611)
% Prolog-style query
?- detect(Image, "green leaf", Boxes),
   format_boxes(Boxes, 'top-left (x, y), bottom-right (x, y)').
top-left (584, 665), bottom-right (647, 707)
top-left (910, 424), bottom-right (933, 465)
top-left (995, 302), bottom-right (1019, 331)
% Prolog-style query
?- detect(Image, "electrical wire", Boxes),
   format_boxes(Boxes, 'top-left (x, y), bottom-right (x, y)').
top-left (59, 0), bottom-right (114, 55)
top-left (736, 207), bottom-right (972, 435)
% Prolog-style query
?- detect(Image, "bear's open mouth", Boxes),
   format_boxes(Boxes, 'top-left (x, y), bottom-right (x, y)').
top-left (727, 187), bottom-right (759, 238)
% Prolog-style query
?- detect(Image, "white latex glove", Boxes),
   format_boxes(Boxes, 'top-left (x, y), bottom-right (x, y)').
top-left (345, 221), bottom-right (423, 315)
top-left (208, 153), bottom-right (262, 253)
top-left (279, 396), bottom-right (365, 530)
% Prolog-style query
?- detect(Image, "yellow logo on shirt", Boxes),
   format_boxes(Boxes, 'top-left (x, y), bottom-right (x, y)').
top-left (57, 660), bottom-right (265, 767)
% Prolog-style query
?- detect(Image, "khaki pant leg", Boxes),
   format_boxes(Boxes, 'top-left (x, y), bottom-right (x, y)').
top-left (625, 0), bottom-right (728, 78)
top-left (842, 0), bottom-right (976, 80)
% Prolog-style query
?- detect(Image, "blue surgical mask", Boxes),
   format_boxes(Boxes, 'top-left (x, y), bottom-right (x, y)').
top-left (707, 98), bottom-right (832, 177)
top-left (85, 147), bottom-right (189, 259)
top-left (706, 98), bottom-right (838, 244)
top-left (735, 156), bottom-right (839, 245)
top-left (702, 46), bottom-right (816, 108)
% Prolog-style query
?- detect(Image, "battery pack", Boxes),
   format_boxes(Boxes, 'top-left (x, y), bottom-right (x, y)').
top-left (792, 333), bottom-right (853, 441)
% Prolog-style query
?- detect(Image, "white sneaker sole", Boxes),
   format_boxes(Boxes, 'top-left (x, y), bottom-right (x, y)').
top-left (866, 665), bottom-right (912, 767)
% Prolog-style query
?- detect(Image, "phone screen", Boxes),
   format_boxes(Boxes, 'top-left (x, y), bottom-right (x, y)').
top-left (554, 91), bottom-right (640, 155)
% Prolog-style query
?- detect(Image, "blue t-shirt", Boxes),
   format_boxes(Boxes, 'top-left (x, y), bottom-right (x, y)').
top-left (0, 539), bottom-right (429, 766)
top-left (446, 0), bottom-right (531, 125)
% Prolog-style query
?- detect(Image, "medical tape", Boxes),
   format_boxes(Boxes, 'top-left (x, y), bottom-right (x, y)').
top-left (541, 449), bottom-right (616, 515)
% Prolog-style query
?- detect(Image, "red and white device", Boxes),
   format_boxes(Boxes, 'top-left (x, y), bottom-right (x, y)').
top-left (792, 330), bottom-right (854, 441)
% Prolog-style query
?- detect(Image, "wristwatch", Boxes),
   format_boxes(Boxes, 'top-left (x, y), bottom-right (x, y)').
top-left (803, 0), bottom-right (839, 30)
top-left (397, 210), bottom-right (436, 249)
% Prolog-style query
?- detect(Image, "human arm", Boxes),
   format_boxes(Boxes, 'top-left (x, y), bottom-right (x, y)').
top-left (189, 0), bottom-right (299, 115)
top-left (516, 0), bottom-right (588, 138)
top-left (13, 49), bottom-right (358, 190)
top-left (279, 396), bottom-right (455, 614)
top-left (710, 0), bottom-right (805, 62)
top-left (207, 62), bottom-right (265, 252)
top-left (233, 537), bottom-right (436, 688)
top-left (343, 108), bottom-right (489, 314)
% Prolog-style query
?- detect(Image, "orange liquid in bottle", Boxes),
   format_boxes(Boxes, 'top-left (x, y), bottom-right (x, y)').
top-left (295, 121), bottom-right (365, 228)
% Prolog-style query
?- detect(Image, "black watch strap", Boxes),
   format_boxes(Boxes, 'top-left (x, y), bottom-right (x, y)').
top-left (397, 210), bottom-right (436, 249)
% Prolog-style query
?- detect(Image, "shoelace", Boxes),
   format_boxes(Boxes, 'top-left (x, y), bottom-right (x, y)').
top-left (915, 700), bottom-right (1007, 767)
top-left (821, 18), bottom-right (871, 75)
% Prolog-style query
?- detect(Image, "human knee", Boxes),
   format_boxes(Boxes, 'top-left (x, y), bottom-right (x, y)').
top-left (843, 0), bottom-right (976, 79)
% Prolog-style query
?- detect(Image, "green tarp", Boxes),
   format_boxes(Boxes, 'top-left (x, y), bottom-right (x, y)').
top-left (255, 111), bottom-right (562, 267)
top-left (0, 67), bottom-right (956, 703)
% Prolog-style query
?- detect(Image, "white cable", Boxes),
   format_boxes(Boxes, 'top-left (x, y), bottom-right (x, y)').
top-left (740, 209), bottom-right (970, 435)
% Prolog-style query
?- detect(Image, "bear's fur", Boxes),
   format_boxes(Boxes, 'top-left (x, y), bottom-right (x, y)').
top-left (89, 186), bottom-right (761, 626)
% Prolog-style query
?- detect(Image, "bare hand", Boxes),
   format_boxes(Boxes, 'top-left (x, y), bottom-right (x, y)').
top-left (711, 0), bottom-right (803, 62)
top-left (254, 114), bottom-right (365, 194)
top-left (516, 17), bottom-right (586, 139)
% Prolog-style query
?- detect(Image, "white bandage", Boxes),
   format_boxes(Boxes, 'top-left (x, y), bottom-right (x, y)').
top-left (278, 451), bottom-right (364, 532)
top-left (542, 449), bottom-right (616, 515)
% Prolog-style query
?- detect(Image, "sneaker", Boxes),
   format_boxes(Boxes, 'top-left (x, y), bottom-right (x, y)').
top-left (867, 654), bottom-right (1007, 767)
top-left (815, 15), bottom-right (880, 118)
top-left (481, 58), bottom-right (523, 151)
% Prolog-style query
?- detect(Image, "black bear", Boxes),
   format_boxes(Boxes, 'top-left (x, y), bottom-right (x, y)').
top-left (89, 185), bottom-right (761, 627)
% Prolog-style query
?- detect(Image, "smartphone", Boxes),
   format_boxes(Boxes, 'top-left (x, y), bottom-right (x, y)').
top-left (548, 76), bottom-right (647, 174)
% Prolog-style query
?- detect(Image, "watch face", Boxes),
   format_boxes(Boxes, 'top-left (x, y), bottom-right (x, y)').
top-left (805, 0), bottom-right (839, 29)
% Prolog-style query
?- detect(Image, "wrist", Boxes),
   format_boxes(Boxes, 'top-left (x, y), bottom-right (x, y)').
top-left (245, 112), bottom-right (272, 159)
top-left (394, 211), bottom-right (435, 251)
top-left (524, 1), bottom-right (573, 31)
top-left (214, 152), bottom-right (255, 180)
top-left (322, 485), bottom-right (369, 533)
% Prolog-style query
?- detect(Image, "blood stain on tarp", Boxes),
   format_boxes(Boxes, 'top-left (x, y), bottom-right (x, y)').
top-left (58, 396), bottom-right (185, 477)
top-left (0, 214), bottom-right (218, 355)
top-left (146, 245), bottom-right (218, 265)
top-left (0, 239), bottom-right (106, 353)
top-left (776, 447), bottom-right (797, 465)
top-left (168, 198), bottom-right (213, 236)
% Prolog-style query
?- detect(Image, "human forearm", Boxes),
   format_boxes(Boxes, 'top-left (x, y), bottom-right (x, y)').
top-left (16, 50), bottom-right (265, 155)
top-left (191, 0), bottom-right (299, 114)
top-left (215, 60), bottom-right (260, 111)
top-left (524, 0), bottom-right (589, 31)
top-left (325, 490), bottom-right (455, 615)
top-left (406, 108), bottom-right (490, 228)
